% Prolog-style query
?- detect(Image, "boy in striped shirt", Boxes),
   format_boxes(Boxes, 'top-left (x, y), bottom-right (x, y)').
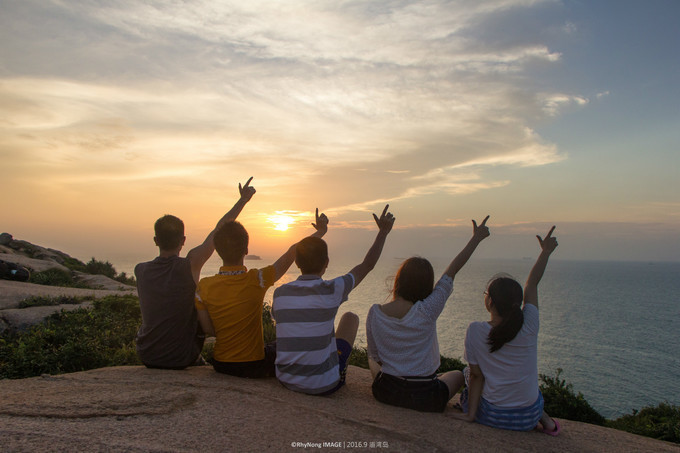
top-left (272, 205), bottom-right (395, 395)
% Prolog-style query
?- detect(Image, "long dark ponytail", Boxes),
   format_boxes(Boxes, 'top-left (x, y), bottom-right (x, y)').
top-left (486, 275), bottom-right (524, 353)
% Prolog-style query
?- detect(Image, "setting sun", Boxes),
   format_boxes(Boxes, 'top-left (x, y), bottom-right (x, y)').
top-left (268, 214), bottom-right (296, 231)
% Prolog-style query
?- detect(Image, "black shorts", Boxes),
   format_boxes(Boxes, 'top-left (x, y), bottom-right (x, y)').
top-left (212, 342), bottom-right (276, 378)
top-left (371, 371), bottom-right (450, 413)
top-left (142, 328), bottom-right (206, 370)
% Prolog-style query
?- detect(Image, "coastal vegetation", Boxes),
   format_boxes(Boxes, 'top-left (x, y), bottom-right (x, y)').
top-left (29, 267), bottom-right (92, 288)
top-left (0, 295), bottom-right (677, 444)
top-left (27, 258), bottom-right (136, 287)
top-left (18, 295), bottom-right (91, 308)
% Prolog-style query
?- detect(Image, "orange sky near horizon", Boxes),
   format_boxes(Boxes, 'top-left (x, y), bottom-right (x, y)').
top-left (1, 1), bottom-right (679, 266)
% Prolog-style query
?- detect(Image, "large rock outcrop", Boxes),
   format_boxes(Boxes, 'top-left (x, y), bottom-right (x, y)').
top-left (1, 366), bottom-right (677, 452)
top-left (0, 234), bottom-right (136, 333)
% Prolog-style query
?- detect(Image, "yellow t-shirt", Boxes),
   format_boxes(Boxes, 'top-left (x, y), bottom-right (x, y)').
top-left (195, 265), bottom-right (276, 362)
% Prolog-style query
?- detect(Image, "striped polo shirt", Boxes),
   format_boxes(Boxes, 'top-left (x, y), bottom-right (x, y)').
top-left (272, 273), bottom-right (355, 394)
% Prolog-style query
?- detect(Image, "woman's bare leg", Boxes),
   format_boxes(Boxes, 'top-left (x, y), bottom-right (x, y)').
top-left (438, 370), bottom-right (465, 400)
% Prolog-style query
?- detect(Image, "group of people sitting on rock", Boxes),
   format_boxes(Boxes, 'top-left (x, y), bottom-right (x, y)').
top-left (134, 178), bottom-right (561, 436)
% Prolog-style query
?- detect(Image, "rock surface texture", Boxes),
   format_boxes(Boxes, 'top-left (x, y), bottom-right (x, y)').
top-left (1, 366), bottom-right (678, 453)
top-left (0, 234), bottom-right (135, 332)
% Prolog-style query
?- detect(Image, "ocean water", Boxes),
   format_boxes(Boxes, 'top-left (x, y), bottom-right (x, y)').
top-left (120, 255), bottom-right (680, 419)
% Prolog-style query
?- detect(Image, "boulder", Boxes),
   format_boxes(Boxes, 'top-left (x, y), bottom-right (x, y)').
top-left (0, 232), bottom-right (12, 246)
top-left (73, 272), bottom-right (136, 291)
top-left (1, 302), bottom-right (92, 332)
top-left (0, 254), bottom-right (69, 273)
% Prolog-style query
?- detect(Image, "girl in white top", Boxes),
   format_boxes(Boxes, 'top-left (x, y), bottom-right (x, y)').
top-left (366, 216), bottom-right (490, 412)
top-left (452, 227), bottom-right (560, 435)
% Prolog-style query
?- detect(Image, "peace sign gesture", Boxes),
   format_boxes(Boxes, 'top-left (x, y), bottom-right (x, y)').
top-left (537, 226), bottom-right (558, 253)
top-left (238, 177), bottom-right (256, 202)
top-left (472, 215), bottom-right (490, 241)
top-left (311, 208), bottom-right (329, 234)
top-left (373, 204), bottom-right (395, 234)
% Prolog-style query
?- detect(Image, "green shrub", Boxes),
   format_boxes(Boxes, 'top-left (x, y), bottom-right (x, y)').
top-left (84, 258), bottom-right (136, 286)
top-left (114, 271), bottom-right (136, 286)
top-left (202, 340), bottom-right (215, 363)
top-left (28, 268), bottom-right (89, 288)
top-left (0, 295), bottom-right (142, 379)
top-left (437, 355), bottom-right (466, 373)
top-left (84, 258), bottom-right (117, 278)
top-left (540, 368), bottom-right (606, 425)
top-left (607, 403), bottom-right (680, 444)
top-left (61, 256), bottom-right (87, 272)
top-left (18, 295), bottom-right (91, 308)
top-left (349, 346), bottom-right (369, 369)
top-left (262, 304), bottom-right (276, 344)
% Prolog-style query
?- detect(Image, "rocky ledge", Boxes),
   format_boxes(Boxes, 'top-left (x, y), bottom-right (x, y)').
top-left (0, 233), bottom-right (135, 333)
top-left (1, 366), bottom-right (678, 452)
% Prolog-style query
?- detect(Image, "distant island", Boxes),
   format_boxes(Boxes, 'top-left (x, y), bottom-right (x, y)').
top-left (245, 255), bottom-right (261, 260)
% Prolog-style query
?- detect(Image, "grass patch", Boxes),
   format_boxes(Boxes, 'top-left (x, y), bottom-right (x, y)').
top-left (263, 304), bottom-right (276, 344)
top-left (349, 346), bottom-right (369, 368)
top-left (0, 295), bottom-right (141, 379)
top-left (61, 256), bottom-right (87, 272)
top-left (26, 260), bottom-right (135, 288)
top-left (438, 355), bottom-right (466, 373)
top-left (28, 268), bottom-right (90, 288)
top-left (18, 295), bottom-right (92, 308)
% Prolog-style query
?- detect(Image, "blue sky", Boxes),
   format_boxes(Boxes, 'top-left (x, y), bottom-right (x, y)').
top-left (1, 0), bottom-right (678, 263)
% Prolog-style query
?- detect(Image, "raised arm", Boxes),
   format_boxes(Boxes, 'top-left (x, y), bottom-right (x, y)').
top-left (443, 215), bottom-right (490, 279)
top-left (272, 208), bottom-right (329, 282)
top-left (349, 205), bottom-right (395, 287)
top-left (524, 226), bottom-right (558, 308)
top-left (187, 177), bottom-right (256, 284)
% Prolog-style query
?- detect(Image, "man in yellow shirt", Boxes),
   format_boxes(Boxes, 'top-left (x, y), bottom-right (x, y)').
top-left (195, 209), bottom-right (328, 377)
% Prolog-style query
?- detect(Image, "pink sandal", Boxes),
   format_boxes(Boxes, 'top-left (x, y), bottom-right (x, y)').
top-left (537, 418), bottom-right (561, 436)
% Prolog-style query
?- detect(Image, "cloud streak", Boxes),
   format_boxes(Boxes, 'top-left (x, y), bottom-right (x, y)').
top-left (1, 0), bottom-right (585, 227)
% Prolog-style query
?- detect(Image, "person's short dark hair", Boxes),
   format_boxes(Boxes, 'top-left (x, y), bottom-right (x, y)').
top-left (154, 215), bottom-right (185, 251)
top-left (295, 237), bottom-right (328, 274)
top-left (214, 221), bottom-right (249, 264)
top-left (393, 257), bottom-right (435, 303)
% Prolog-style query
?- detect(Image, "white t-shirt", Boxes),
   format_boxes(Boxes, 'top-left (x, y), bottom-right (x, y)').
top-left (366, 275), bottom-right (453, 377)
top-left (463, 304), bottom-right (540, 408)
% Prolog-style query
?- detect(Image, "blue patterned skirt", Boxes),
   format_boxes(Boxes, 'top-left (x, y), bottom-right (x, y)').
top-left (460, 368), bottom-right (544, 431)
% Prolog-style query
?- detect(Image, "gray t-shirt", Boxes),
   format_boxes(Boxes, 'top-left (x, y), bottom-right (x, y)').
top-left (135, 255), bottom-right (200, 368)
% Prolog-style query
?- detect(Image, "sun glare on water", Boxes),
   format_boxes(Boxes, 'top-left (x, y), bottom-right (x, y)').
top-left (268, 214), bottom-right (296, 231)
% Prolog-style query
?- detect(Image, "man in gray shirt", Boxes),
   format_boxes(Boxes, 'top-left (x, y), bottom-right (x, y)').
top-left (135, 178), bottom-right (256, 369)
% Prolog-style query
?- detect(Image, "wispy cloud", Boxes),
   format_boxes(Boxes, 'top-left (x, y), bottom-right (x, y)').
top-left (541, 94), bottom-right (589, 116)
top-left (1, 0), bottom-right (582, 226)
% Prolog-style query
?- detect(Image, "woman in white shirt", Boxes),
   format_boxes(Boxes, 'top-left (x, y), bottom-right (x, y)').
top-left (366, 216), bottom-right (490, 412)
top-left (452, 227), bottom-right (560, 435)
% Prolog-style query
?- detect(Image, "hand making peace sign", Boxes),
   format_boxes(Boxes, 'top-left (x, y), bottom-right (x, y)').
top-left (537, 226), bottom-right (558, 253)
top-left (312, 208), bottom-right (329, 233)
top-left (472, 215), bottom-right (490, 240)
top-left (238, 177), bottom-right (256, 202)
top-left (373, 204), bottom-right (395, 234)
